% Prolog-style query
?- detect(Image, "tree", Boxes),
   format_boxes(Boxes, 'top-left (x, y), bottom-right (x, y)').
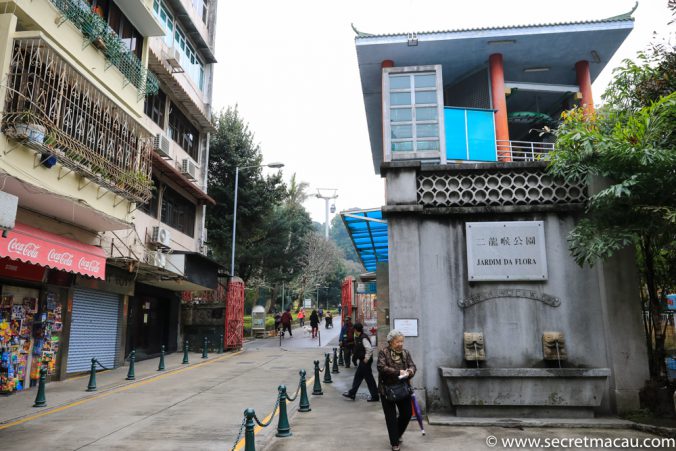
top-left (329, 214), bottom-right (360, 263)
top-left (206, 106), bottom-right (286, 280)
top-left (291, 232), bottom-right (342, 302)
top-left (548, 42), bottom-right (676, 381)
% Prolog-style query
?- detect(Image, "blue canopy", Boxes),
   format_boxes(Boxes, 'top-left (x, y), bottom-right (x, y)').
top-left (340, 209), bottom-right (388, 272)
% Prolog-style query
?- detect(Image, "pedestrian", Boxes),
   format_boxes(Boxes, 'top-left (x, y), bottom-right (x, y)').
top-left (309, 309), bottom-right (319, 338)
top-left (377, 330), bottom-right (416, 451)
top-left (280, 307), bottom-right (293, 337)
top-left (325, 310), bottom-right (333, 329)
top-left (318, 307), bottom-right (324, 321)
top-left (339, 316), bottom-right (355, 368)
top-left (273, 311), bottom-right (281, 334)
top-left (342, 323), bottom-right (379, 402)
top-left (297, 307), bottom-right (305, 327)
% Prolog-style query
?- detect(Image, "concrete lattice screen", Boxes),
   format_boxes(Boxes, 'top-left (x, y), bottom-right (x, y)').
top-left (417, 168), bottom-right (587, 208)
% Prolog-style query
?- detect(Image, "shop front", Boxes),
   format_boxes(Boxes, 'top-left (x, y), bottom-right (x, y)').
top-left (0, 223), bottom-right (107, 392)
top-left (126, 284), bottom-right (179, 360)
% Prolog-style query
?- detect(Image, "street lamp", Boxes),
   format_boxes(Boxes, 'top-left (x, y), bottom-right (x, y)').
top-left (230, 162), bottom-right (284, 276)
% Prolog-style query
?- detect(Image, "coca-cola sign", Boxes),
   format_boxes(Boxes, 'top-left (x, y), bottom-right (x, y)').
top-left (48, 249), bottom-right (74, 266)
top-left (1, 223), bottom-right (107, 280)
top-left (7, 238), bottom-right (40, 259)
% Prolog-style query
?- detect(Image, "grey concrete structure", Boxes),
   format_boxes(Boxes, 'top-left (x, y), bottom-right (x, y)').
top-left (382, 161), bottom-right (649, 416)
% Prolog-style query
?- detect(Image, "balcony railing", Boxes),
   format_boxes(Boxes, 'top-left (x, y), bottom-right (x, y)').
top-left (496, 140), bottom-right (554, 162)
top-left (1, 38), bottom-right (153, 203)
top-left (49, 0), bottom-right (159, 98)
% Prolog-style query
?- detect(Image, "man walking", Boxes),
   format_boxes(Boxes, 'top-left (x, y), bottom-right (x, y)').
top-left (342, 323), bottom-right (379, 402)
top-left (339, 316), bottom-right (355, 368)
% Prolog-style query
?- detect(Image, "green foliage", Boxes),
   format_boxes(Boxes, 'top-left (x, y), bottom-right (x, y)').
top-left (548, 42), bottom-right (676, 382)
top-left (329, 214), bottom-right (360, 263)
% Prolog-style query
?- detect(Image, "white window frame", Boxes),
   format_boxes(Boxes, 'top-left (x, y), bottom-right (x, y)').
top-left (382, 65), bottom-right (445, 164)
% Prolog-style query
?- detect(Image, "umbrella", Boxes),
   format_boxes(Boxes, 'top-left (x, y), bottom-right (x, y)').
top-left (411, 392), bottom-right (425, 435)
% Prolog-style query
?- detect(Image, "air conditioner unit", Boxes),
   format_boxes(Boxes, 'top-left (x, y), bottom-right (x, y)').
top-left (181, 159), bottom-right (197, 181)
top-left (166, 47), bottom-right (184, 73)
top-left (146, 250), bottom-right (166, 268)
top-left (152, 134), bottom-right (171, 159)
top-left (150, 226), bottom-right (171, 247)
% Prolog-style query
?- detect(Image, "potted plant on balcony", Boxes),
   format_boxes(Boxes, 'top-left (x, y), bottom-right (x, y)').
top-left (13, 112), bottom-right (46, 144)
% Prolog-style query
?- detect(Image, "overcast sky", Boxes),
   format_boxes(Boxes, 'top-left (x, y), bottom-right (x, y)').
top-left (212, 0), bottom-right (673, 224)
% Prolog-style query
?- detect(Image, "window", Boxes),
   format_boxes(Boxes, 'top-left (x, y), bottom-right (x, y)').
top-left (144, 88), bottom-right (166, 128)
top-left (168, 102), bottom-right (199, 160)
top-left (174, 26), bottom-right (205, 90)
top-left (160, 185), bottom-right (196, 236)
top-left (139, 176), bottom-right (160, 217)
top-left (384, 66), bottom-right (444, 161)
top-left (107, 2), bottom-right (143, 58)
top-left (153, 0), bottom-right (174, 47)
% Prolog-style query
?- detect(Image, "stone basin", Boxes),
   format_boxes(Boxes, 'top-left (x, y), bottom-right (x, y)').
top-left (440, 367), bottom-right (610, 418)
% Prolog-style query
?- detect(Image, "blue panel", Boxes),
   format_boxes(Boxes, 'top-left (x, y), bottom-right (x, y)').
top-left (466, 109), bottom-right (497, 162)
top-left (444, 108), bottom-right (467, 160)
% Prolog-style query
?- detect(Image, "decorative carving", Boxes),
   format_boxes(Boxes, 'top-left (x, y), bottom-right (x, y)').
top-left (458, 289), bottom-right (561, 308)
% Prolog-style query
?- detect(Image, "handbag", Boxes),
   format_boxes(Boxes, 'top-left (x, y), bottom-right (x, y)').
top-left (384, 381), bottom-right (412, 402)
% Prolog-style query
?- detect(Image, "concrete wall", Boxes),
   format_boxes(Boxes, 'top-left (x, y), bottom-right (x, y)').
top-left (384, 165), bottom-right (650, 415)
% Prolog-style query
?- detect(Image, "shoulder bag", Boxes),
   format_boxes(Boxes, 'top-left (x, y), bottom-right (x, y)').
top-left (384, 381), bottom-right (412, 402)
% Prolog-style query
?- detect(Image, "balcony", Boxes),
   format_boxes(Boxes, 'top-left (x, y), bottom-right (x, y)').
top-left (1, 38), bottom-right (153, 203)
top-left (496, 140), bottom-right (554, 162)
top-left (48, 0), bottom-right (159, 99)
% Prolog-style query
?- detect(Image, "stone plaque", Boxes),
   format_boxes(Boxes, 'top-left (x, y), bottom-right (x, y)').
top-left (466, 221), bottom-right (547, 281)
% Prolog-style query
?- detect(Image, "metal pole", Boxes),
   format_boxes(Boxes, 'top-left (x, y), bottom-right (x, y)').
top-left (281, 281), bottom-right (285, 312)
top-left (324, 197), bottom-right (329, 239)
top-left (230, 166), bottom-right (240, 276)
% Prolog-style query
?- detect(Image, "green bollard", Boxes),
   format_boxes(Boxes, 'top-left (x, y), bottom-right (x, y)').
top-left (33, 366), bottom-right (47, 407)
top-left (202, 336), bottom-right (208, 359)
top-left (86, 358), bottom-right (97, 391)
top-left (338, 347), bottom-right (345, 366)
top-left (312, 360), bottom-right (323, 395)
top-left (298, 369), bottom-right (311, 412)
top-left (244, 408), bottom-right (256, 451)
top-left (158, 345), bottom-right (165, 371)
top-left (126, 350), bottom-right (136, 380)
top-left (332, 348), bottom-right (340, 373)
top-left (275, 385), bottom-right (292, 437)
top-left (218, 334), bottom-right (224, 354)
top-left (323, 353), bottom-right (332, 384)
top-left (182, 340), bottom-right (189, 364)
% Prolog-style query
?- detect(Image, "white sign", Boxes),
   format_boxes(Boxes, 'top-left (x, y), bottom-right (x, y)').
top-left (393, 319), bottom-right (419, 337)
top-left (303, 299), bottom-right (312, 309)
top-left (466, 221), bottom-right (548, 281)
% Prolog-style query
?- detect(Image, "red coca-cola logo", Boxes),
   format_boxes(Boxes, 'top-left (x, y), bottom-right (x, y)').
top-left (47, 249), bottom-right (74, 266)
top-left (78, 257), bottom-right (101, 274)
top-left (7, 238), bottom-right (40, 259)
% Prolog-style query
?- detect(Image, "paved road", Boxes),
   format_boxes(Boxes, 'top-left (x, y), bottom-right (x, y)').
top-left (245, 317), bottom-right (342, 350)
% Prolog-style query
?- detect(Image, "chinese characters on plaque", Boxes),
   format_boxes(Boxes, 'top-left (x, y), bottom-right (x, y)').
top-left (466, 221), bottom-right (548, 281)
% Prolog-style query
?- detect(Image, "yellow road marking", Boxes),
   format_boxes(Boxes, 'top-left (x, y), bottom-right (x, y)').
top-left (233, 376), bottom-right (315, 451)
top-left (0, 351), bottom-right (243, 431)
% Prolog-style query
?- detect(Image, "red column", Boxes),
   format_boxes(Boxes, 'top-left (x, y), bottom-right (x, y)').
top-left (575, 60), bottom-right (595, 116)
top-left (489, 53), bottom-right (510, 161)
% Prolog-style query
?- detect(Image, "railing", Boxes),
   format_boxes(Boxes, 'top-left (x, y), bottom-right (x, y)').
top-left (48, 0), bottom-right (159, 98)
top-left (1, 38), bottom-right (153, 203)
top-left (496, 140), bottom-right (554, 162)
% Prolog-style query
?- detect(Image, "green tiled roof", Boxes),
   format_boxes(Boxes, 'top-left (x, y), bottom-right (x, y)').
top-left (352, 2), bottom-right (637, 39)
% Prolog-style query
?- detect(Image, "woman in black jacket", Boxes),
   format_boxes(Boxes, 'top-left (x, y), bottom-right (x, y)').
top-left (309, 309), bottom-right (319, 338)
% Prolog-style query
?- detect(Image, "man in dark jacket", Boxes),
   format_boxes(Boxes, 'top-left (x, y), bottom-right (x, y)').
top-left (280, 308), bottom-right (293, 337)
top-left (339, 316), bottom-right (355, 368)
top-left (342, 323), bottom-right (379, 402)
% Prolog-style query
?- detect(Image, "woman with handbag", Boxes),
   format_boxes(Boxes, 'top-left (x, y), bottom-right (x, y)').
top-left (377, 329), bottom-right (416, 451)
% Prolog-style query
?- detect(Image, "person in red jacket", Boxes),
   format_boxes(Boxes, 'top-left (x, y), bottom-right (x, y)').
top-left (280, 308), bottom-right (293, 337)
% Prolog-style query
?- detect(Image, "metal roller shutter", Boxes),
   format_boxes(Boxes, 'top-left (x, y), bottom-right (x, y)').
top-left (66, 288), bottom-right (120, 373)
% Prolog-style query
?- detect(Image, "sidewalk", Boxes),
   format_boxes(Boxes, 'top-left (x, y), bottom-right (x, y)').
top-left (262, 364), bottom-right (666, 451)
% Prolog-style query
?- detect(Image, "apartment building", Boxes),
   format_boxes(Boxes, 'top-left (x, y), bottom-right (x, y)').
top-left (0, 0), bottom-right (218, 392)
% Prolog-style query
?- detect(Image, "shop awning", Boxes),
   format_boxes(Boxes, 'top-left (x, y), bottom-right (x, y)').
top-left (0, 223), bottom-right (107, 279)
top-left (340, 209), bottom-right (388, 272)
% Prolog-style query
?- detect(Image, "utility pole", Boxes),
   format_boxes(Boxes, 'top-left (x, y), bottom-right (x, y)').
top-left (315, 188), bottom-right (338, 239)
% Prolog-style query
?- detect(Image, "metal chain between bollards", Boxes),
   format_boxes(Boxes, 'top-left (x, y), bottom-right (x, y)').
top-left (94, 359), bottom-right (112, 371)
top-left (284, 378), bottom-right (302, 402)
top-left (253, 397), bottom-right (280, 427)
top-left (230, 416), bottom-right (247, 451)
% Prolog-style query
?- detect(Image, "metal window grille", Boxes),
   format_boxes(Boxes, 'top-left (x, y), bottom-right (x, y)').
top-left (2, 38), bottom-right (153, 203)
